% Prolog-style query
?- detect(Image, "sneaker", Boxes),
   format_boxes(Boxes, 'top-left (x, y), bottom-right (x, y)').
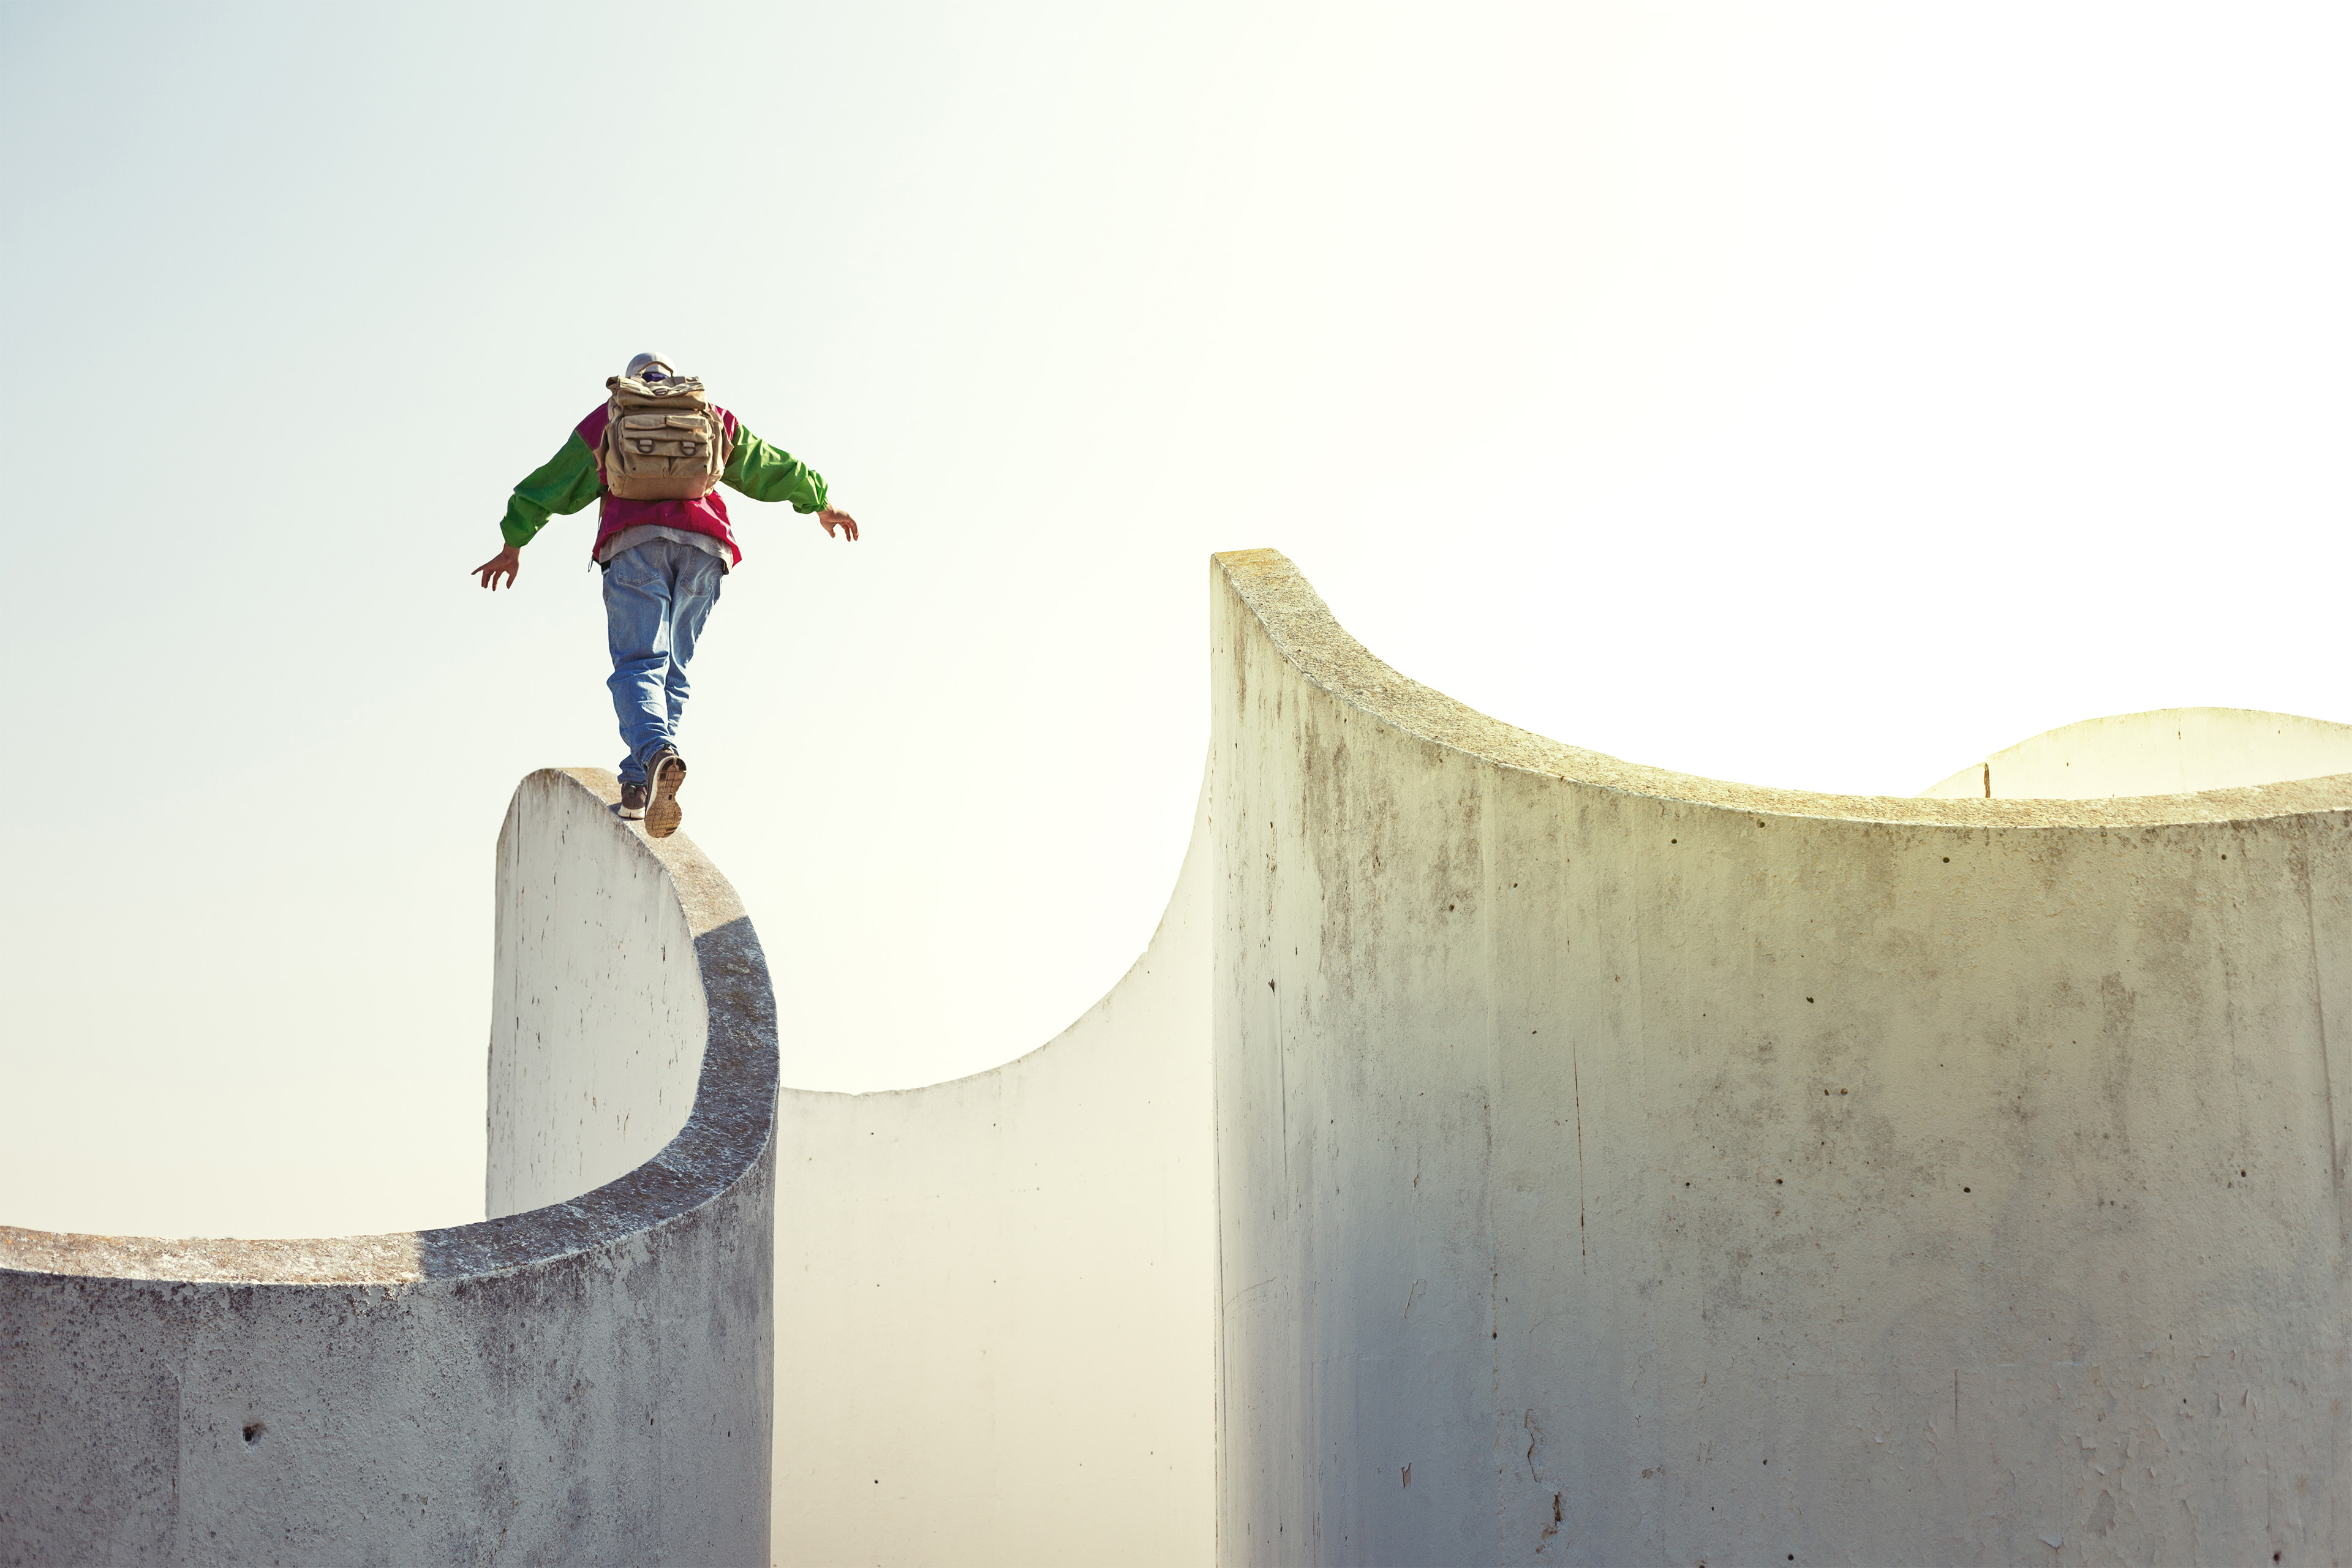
top-left (644, 748), bottom-right (687, 839)
top-left (618, 780), bottom-right (649, 820)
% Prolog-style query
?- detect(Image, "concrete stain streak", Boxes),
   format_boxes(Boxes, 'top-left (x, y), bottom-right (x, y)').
top-left (2305, 858), bottom-right (2346, 1216)
top-left (1571, 1044), bottom-right (1586, 1269)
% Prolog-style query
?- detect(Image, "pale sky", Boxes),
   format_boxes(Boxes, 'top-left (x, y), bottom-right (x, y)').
top-left (4, 1), bottom-right (2346, 1238)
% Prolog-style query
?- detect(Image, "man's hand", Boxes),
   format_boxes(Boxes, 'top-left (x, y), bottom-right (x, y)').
top-left (474, 544), bottom-right (522, 590)
top-left (819, 506), bottom-right (859, 541)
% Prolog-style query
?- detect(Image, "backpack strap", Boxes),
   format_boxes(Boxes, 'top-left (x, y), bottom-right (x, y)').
top-left (599, 379), bottom-right (627, 475)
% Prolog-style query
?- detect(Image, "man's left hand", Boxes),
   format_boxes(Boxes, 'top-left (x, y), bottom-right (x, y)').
top-left (819, 507), bottom-right (859, 541)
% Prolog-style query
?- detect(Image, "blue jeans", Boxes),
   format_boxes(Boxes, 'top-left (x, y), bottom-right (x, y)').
top-left (603, 540), bottom-right (725, 785)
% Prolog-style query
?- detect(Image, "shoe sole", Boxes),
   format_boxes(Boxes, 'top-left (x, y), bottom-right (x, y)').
top-left (646, 753), bottom-right (687, 839)
top-left (618, 799), bottom-right (646, 820)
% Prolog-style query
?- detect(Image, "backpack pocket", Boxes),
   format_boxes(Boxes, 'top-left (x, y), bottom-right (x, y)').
top-left (617, 412), bottom-right (717, 463)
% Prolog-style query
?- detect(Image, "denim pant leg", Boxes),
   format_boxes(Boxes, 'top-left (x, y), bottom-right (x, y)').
top-left (603, 541), bottom-right (725, 784)
top-left (604, 546), bottom-right (676, 783)
top-left (663, 549), bottom-right (725, 741)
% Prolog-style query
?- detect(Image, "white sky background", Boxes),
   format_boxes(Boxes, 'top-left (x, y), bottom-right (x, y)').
top-left (2, 1), bottom-right (2346, 1238)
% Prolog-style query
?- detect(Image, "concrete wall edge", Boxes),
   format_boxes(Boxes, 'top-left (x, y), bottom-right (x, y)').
top-left (1212, 546), bottom-right (2352, 831)
top-left (0, 767), bottom-right (778, 1292)
top-left (780, 766), bottom-right (1213, 1106)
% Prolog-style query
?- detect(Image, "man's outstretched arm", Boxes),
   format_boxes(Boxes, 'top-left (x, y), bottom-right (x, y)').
top-left (722, 426), bottom-right (859, 541)
top-left (475, 431), bottom-right (605, 589)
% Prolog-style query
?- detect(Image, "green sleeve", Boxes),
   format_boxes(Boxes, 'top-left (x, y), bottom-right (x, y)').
top-left (722, 425), bottom-right (830, 513)
top-left (500, 431), bottom-right (605, 549)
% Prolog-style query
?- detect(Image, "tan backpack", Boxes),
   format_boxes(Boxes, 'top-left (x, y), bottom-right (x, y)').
top-left (600, 366), bottom-right (733, 500)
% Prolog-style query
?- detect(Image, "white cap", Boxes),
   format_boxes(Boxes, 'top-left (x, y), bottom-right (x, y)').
top-left (625, 352), bottom-right (675, 382)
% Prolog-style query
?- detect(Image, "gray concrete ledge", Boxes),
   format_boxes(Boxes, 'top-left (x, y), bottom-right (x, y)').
top-left (0, 767), bottom-right (776, 1566)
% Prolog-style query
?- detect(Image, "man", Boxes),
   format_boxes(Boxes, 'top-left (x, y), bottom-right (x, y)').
top-left (474, 352), bottom-right (858, 838)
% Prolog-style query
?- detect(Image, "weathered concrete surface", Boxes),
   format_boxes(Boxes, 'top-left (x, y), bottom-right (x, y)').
top-left (1922, 706), bottom-right (2352, 800)
top-left (488, 770), bottom-right (712, 1218)
top-left (0, 768), bottom-right (775, 1566)
top-left (769, 784), bottom-right (1215, 1567)
top-left (1210, 549), bottom-right (2352, 1566)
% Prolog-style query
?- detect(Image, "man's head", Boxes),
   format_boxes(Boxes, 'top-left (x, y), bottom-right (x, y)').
top-left (626, 352), bottom-right (676, 383)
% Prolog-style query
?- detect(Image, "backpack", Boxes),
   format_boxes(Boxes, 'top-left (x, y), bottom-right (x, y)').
top-left (600, 368), bottom-right (733, 500)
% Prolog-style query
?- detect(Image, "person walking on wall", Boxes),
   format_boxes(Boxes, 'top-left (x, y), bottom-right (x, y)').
top-left (474, 352), bottom-right (858, 839)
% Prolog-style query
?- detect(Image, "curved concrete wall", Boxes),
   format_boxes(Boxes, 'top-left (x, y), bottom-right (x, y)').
top-left (1210, 550), bottom-right (2351, 1565)
top-left (1921, 707), bottom-right (2352, 800)
top-left (0, 767), bottom-right (775, 1566)
top-left (13, 560), bottom-right (2342, 1566)
top-left (769, 785), bottom-right (1216, 1567)
top-left (488, 770), bottom-right (714, 1218)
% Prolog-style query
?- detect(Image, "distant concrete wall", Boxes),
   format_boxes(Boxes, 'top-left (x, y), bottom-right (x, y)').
top-left (1210, 550), bottom-right (2351, 1566)
top-left (769, 786), bottom-right (1216, 1567)
top-left (0, 767), bottom-right (775, 1567)
top-left (1921, 706), bottom-right (2352, 799)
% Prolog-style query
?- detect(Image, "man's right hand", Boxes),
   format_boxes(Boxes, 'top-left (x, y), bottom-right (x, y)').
top-left (474, 544), bottom-right (522, 590)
